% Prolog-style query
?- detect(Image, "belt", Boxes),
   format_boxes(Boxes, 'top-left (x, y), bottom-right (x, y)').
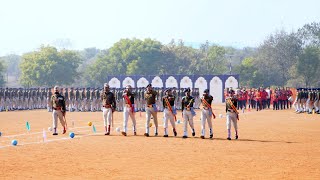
top-left (185, 107), bottom-right (191, 111)
top-left (53, 107), bottom-right (62, 110)
top-left (227, 109), bottom-right (234, 112)
top-left (147, 105), bottom-right (153, 108)
top-left (203, 107), bottom-right (209, 110)
top-left (125, 104), bottom-right (132, 107)
top-left (103, 105), bottom-right (112, 108)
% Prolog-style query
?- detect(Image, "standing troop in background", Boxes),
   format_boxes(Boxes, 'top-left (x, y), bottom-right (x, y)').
top-left (0, 87), bottom-right (201, 113)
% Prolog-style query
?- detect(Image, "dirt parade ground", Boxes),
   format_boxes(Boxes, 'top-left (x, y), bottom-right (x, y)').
top-left (1, 105), bottom-right (320, 179)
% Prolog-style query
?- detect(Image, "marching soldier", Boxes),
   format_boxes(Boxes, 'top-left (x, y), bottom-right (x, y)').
top-left (200, 89), bottom-right (215, 139)
top-left (101, 83), bottom-right (116, 135)
top-left (144, 84), bottom-right (158, 137)
top-left (50, 86), bottom-right (67, 135)
top-left (225, 89), bottom-right (239, 140)
top-left (122, 85), bottom-right (137, 136)
top-left (181, 88), bottom-right (196, 138)
top-left (162, 88), bottom-right (177, 137)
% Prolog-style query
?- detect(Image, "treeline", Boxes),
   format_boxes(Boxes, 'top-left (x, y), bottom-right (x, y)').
top-left (0, 22), bottom-right (320, 88)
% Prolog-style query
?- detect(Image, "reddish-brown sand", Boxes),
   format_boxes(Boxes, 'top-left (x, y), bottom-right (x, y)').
top-left (1, 105), bottom-right (320, 179)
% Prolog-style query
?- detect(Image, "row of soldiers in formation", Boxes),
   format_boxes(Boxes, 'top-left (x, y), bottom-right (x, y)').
top-left (0, 87), bottom-right (201, 112)
top-left (294, 88), bottom-right (320, 114)
top-left (50, 84), bottom-right (240, 140)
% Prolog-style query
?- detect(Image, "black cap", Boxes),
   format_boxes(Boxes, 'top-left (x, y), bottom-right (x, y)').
top-left (184, 88), bottom-right (191, 93)
top-left (203, 89), bottom-right (209, 93)
top-left (146, 84), bottom-right (152, 88)
top-left (164, 88), bottom-right (171, 93)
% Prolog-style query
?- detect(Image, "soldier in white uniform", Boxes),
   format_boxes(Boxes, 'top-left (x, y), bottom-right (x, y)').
top-left (225, 90), bottom-right (239, 140)
top-left (181, 88), bottom-right (196, 138)
top-left (144, 84), bottom-right (158, 137)
top-left (200, 89), bottom-right (215, 139)
top-left (162, 88), bottom-right (177, 137)
top-left (121, 85), bottom-right (137, 136)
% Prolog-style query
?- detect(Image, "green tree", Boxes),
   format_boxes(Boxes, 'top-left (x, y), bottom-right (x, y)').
top-left (20, 46), bottom-right (83, 87)
top-left (298, 22), bottom-right (320, 47)
top-left (0, 60), bottom-right (6, 87)
top-left (297, 46), bottom-right (320, 87)
top-left (233, 57), bottom-right (263, 87)
top-left (255, 31), bottom-right (302, 86)
top-left (0, 54), bottom-right (21, 77)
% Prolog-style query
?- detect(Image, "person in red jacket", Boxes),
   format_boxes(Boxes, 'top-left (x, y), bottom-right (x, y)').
top-left (280, 87), bottom-right (286, 110)
top-left (255, 88), bottom-right (262, 111)
top-left (242, 88), bottom-right (248, 109)
top-left (261, 88), bottom-right (267, 109)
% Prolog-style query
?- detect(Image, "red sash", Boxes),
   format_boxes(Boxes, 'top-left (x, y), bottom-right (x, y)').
top-left (124, 94), bottom-right (134, 113)
top-left (201, 97), bottom-right (216, 118)
top-left (227, 98), bottom-right (239, 120)
top-left (164, 97), bottom-right (176, 121)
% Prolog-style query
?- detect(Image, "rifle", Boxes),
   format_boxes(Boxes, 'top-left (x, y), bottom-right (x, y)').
top-left (227, 98), bottom-right (239, 120)
top-left (164, 97), bottom-right (176, 121)
top-left (201, 97), bottom-right (216, 119)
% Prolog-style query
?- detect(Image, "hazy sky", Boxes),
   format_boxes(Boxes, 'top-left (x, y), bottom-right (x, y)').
top-left (1, 0), bottom-right (319, 56)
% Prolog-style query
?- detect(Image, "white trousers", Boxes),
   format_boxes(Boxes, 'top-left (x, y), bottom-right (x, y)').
top-left (102, 107), bottom-right (112, 127)
top-left (145, 107), bottom-right (158, 134)
top-left (183, 110), bottom-right (194, 136)
top-left (163, 108), bottom-right (176, 135)
top-left (123, 106), bottom-right (136, 133)
top-left (201, 109), bottom-right (213, 136)
top-left (226, 111), bottom-right (238, 131)
top-left (52, 110), bottom-right (65, 130)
